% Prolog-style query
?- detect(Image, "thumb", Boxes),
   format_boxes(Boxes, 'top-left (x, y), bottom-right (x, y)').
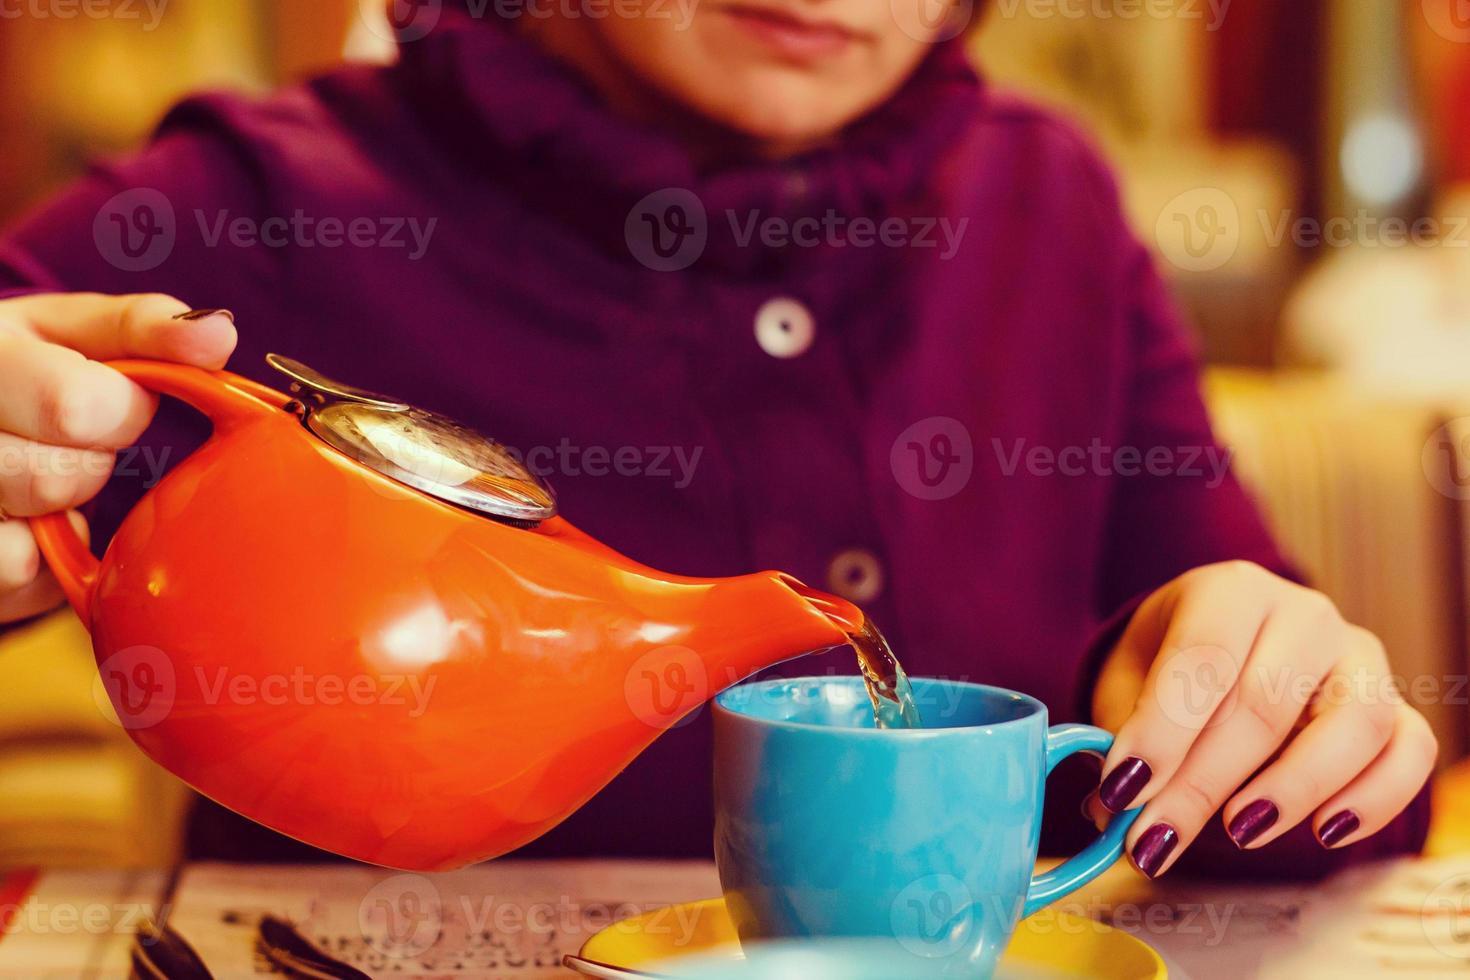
top-left (3, 292), bottom-right (237, 368)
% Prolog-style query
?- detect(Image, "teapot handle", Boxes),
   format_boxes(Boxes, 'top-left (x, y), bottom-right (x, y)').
top-left (29, 360), bottom-right (287, 621)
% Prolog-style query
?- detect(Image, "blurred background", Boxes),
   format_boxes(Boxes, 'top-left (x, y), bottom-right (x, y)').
top-left (3, 0), bottom-right (1470, 867)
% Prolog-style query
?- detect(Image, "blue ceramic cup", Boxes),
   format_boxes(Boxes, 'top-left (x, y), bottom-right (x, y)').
top-left (712, 677), bottom-right (1140, 978)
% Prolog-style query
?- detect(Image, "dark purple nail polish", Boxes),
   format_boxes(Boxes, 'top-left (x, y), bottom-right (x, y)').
top-left (1132, 823), bottom-right (1179, 879)
top-left (1227, 799), bottom-right (1280, 849)
top-left (1099, 757), bottom-right (1151, 813)
top-left (1317, 810), bottom-right (1361, 848)
top-left (173, 308), bottom-right (235, 322)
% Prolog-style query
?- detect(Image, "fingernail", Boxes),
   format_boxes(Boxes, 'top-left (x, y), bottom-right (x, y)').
top-left (1317, 810), bottom-right (1361, 848)
top-left (1132, 823), bottom-right (1179, 879)
top-left (1099, 757), bottom-right (1151, 813)
top-left (173, 308), bottom-right (235, 322)
top-left (1227, 799), bottom-right (1280, 849)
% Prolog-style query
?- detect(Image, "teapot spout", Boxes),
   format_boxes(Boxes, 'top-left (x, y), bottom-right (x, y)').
top-left (690, 572), bottom-right (862, 692)
top-left (775, 572), bottom-right (864, 634)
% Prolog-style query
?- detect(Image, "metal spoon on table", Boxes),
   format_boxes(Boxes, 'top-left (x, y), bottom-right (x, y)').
top-left (130, 913), bottom-right (369, 980)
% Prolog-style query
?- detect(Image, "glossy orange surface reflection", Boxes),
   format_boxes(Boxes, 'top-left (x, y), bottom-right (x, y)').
top-left (30, 361), bottom-right (857, 870)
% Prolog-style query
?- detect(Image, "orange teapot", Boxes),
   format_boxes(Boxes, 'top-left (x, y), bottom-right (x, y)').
top-left (30, 356), bottom-right (860, 871)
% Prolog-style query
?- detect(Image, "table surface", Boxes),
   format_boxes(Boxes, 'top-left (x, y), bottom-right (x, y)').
top-left (1427, 757), bottom-right (1470, 856)
top-left (3, 761), bottom-right (1468, 979)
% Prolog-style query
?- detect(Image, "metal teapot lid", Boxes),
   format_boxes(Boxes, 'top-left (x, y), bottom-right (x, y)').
top-left (267, 354), bottom-right (557, 525)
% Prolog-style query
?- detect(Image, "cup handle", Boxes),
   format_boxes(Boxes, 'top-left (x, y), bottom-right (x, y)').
top-left (1022, 723), bottom-right (1141, 918)
top-left (28, 360), bottom-right (285, 622)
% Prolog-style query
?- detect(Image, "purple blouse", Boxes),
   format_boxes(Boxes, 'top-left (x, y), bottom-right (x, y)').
top-left (0, 10), bottom-right (1428, 877)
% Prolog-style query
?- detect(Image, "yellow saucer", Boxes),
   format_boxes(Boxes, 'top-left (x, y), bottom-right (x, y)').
top-left (567, 898), bottom-right (1166, 979)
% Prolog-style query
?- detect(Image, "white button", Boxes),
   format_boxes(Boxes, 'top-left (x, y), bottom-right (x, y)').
top-left (754, 297), bottom-right (815, 359)
top-left (827, 549), bottom-right (884, 604)
top-left (783, 171), bottom-right (810, 201)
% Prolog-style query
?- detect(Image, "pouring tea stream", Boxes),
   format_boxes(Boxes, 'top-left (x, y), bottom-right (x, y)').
top-left (30, 355), bottom-right (918, 871)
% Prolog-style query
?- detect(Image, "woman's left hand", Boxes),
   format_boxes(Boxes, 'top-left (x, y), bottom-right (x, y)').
top-left (1089, 560), bottom-right (1438, 878)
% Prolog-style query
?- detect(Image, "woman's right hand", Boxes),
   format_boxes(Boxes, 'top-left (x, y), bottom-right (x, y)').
top-left (0, 293), bottom-right (236, 624)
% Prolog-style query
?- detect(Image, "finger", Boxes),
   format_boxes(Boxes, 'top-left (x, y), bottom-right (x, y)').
top-left (1122, 597), bottom-right (1341, 877)
top-left (0, 569), bottom-right (65, 623)
top-left (0, 334), bottom-right (155, 447)
top-left (0, 431), bottom-right (115, 517)
top-left (0, 292), bottom-right (236, 368)
top-left (0, 518), bottom-right (42, 593)
top-left (1311, 706), bottom-right (1438, 849)
top-left (1221, 627), bottom-right (1397, 850)
top-left (1099, 562), bottom-right (1278, 814)
top-left (1083, 792), bottom-right (1108, 831)
top-left (0, 512), bottom-right (84, 624)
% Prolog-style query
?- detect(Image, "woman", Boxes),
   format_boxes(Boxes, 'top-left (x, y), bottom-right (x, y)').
top-left (0, 0), bottom-right (1436, 879)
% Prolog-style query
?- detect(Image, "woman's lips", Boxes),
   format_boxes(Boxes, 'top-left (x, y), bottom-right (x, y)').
top-left (718, 5), bottom-right (867, 61)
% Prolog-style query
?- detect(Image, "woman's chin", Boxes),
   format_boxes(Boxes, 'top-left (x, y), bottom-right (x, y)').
top-left (680, 82), bottom-right (878, 151)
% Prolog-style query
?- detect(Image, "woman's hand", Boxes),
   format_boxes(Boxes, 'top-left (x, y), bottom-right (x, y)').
top-left (0, 293), bottom-right (236, 624)
top-left (1090, 560), bottom-right (1438, 878)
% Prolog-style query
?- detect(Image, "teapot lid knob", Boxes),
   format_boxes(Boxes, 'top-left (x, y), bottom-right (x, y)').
top-left (266, 354), bottom-right (557, 525)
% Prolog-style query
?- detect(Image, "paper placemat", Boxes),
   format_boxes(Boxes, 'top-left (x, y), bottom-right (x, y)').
top-left (166, 859), bottom-right (721, 978)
